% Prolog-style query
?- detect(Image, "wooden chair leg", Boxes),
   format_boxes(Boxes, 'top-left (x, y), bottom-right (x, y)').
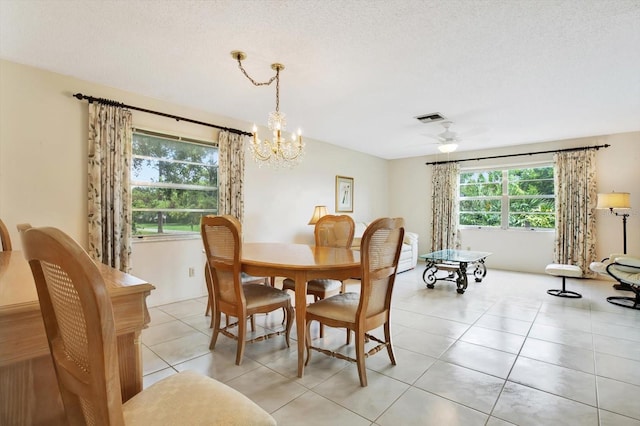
top-left (236, 317), bottom-right (247, 366)
top-left (384, 321), bottom-right (396, 365)
top-left (304, 319), bottom-right (314, 366)
top-left (285, 304), bottom-right (294, 347)
top-left (209, 310), bottom-right (221, 350)
top-left (204, 263), bottom-right (213, 318)
top-left (315, 295), bottom-right (325, 338)
top-left (355, 329), bottom-right (367, 387)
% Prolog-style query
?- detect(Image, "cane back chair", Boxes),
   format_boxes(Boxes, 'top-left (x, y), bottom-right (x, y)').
top-left (201, 215), bottom-right (294, 365)
top-left (21, 225), bottom-right (275, 425)
top-left (305, 217), bottom-right (405, 386)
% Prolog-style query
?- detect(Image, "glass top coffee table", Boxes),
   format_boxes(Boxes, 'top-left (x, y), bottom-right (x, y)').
top-left (419, 249), bottom-right (492, 294)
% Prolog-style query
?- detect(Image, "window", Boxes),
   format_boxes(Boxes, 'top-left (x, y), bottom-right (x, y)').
top-left (131, 130), bottom-right (218, 237)
top-left (459, 165), bottom-right (555, 229)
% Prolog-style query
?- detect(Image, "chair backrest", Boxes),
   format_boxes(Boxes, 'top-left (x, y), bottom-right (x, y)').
top-left (201, 215), bottom-right (245, 312)
top-left (358, 217), bottom-right (405, 320)
top-left (21, 227), bottom-right (125, 426)
top-left (314, 215), bottom-right (355, 248)
top-left (0, 218), bottom-right (12, 251)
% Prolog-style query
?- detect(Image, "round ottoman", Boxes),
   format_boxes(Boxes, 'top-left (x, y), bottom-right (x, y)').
top-left (545, 263), bottom-right (583, 298)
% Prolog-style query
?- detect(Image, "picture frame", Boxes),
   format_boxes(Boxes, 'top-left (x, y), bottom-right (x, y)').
top-left (335, 175), bottom-right (354, 213)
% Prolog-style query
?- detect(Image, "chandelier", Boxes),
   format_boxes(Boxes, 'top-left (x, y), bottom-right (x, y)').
top-left (231, 51), bottom-right (304, 168)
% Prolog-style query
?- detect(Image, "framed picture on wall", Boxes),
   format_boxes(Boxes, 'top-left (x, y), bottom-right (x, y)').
top-left (336, 175), bottom-right (354, 213)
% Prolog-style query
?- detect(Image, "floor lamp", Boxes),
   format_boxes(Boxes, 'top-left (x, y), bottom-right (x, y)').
top-left (597, 192), bottom-right (631, 290)
top-left (597, 192), bottom-right (631, 253)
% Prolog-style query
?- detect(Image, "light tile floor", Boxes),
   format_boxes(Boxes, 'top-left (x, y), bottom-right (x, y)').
top-left (141, 268), bottom-right (640, 426)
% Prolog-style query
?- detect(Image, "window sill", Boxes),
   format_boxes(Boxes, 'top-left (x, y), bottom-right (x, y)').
top-left (131, 234), bottom-right (201, 243)
top-left (459, 227), bottom-right (555, 233)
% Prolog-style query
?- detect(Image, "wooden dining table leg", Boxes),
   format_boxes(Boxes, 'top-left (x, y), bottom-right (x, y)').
top-left (294, 271), bottom-right (308, 378)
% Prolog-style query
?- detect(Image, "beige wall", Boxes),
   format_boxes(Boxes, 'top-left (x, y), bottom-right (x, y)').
top-left (390, 132), bottom-right (640, 273)
top-left (0, 60), bottom-right (389, 306)
top-left (2, 59), bottom-right (637, 305)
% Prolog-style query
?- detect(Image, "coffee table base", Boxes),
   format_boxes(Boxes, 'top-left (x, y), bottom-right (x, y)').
top-left (422, 259), bottom-right (488, 294)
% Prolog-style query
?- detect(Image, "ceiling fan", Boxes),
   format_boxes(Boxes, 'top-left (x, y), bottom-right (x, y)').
top-left (426, 121), bottom-right (460, 153)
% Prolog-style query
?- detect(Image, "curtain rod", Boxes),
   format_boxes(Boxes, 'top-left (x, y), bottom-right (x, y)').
top-left (73, 93), bottom-right (252, 137)
top-left (425, 144), bottom-right (610, 166)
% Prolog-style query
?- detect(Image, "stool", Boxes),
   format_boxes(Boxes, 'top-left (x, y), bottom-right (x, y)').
top-left (545, 264), bottom-right (583, 298)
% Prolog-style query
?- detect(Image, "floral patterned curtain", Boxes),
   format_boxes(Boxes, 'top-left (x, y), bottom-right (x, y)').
top-left (554, 150), bottom-right (597, 276)
top-left (218, 131), bottom-right (245, 222)
top-left (431, 162), bottom-right (461, 251)
top-left (87, 103), bottom-right (132, 271)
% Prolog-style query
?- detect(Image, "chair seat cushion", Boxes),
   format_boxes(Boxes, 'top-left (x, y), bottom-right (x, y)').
top-left (306, 292), bottom-right (360, 323)
top-left (545, 263), bottom-right (582, 278)
top-left (608, 260), bottom-right (640, 285)
top-left (241, 272), bottom-right (267, 284)
top-left (243, 283), bottom-right (290, 309)
top-left (282, 277), bottom-right (342, 294)
top-left (123, 371), bottom-right (275, 425)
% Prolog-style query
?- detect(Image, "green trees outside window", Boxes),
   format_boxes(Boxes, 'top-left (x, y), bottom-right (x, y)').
top-left (131, 131), bottom-right (218, 236)
top-left (459, 165), bottom-right (555, 229)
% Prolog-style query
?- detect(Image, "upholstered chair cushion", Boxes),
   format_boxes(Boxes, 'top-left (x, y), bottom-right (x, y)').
top-left (611, 257), bottom-right (640, 282)
top-left (282, 277), bottom-right (341, 294)
top-left (305, 292), bottom-right (360, 323)
top-left (123, 371), bottom-right (276, 425)
top-left (244, 283), bottom-right (292, 309)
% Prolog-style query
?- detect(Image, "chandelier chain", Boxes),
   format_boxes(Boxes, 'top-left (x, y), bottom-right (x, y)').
top-left (275, 69), bottom-right (280, 112)
top-left (235, 57), bottom-right (280, 112)
top-left (235, 57), bottom-right (278, 87)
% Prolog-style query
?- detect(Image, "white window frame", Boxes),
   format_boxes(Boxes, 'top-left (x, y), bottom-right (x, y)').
top-left (130, 128), bottom-right (218, 239)
top-left (459, 161), bottom-right (555, 230)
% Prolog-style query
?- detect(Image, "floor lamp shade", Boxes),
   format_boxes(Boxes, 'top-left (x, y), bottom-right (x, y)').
top-left (596, 192), bottom-right (631, 209)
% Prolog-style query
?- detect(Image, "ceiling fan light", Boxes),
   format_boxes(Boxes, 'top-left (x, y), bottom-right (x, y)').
top-left (438, 143), bottom-right (458, 153)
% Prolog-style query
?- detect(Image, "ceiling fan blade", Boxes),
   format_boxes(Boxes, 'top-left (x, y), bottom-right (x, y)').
top-left (421, 133), bottom-right (444, 141)
top-left (458, 127), bottom-right (486, 138)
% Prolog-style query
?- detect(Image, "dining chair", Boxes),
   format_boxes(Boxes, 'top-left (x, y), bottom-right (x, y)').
top-left (0, 218), bottom-right (12, 251)
top-left (201, 214), bottom-right (294, 365)
top-left (21, 225), bottom-right (275, 426)
top-left (305, 217), bottom-right (405, 386)
top-left (282, 214), bottom-right (355, 336)
top-left (204, 261), bottom-right (269, 329)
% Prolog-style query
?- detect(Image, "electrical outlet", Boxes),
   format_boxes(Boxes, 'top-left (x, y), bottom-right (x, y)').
top-left (188, 267), bottom-right (195, 277)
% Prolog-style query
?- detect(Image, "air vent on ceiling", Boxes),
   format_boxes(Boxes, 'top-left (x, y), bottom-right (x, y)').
top-left (415, 112), bottom-right (446, 123)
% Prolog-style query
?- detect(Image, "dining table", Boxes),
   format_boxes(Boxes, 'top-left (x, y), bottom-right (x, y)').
top-left (242, 242), bottom-right (361, 378)
top-left (0, 250), bottom-right (154, 425)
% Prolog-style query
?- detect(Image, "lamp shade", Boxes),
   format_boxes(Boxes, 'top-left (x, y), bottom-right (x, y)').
top-left (596, 192), bottom-right (631, 209)
top-left (308, 205), bottom-right (328, 225)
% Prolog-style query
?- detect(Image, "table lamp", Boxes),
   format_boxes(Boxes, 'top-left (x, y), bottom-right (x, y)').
top-left (597, 192), bottom-right (631, 253)
top-left (308, 205), bottom-right (328, 225)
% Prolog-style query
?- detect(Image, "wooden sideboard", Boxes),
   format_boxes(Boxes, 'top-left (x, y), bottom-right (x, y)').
top-left (0, 250), bottom-right (154, 425)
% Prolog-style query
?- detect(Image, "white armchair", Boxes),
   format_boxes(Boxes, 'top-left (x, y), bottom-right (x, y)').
top-left (591, 254), bottom-right (640, 310)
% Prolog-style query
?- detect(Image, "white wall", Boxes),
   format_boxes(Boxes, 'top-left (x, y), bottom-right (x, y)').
top-left (0, 60), bottom-right (389, 306)
top-left (390, 133), bottom-right (640, 273)
top-left (1, 59), bottom-right (637, 305)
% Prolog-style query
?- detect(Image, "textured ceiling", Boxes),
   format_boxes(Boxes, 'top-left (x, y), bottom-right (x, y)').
top-left (1, 0), bottom-right (639, 159)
